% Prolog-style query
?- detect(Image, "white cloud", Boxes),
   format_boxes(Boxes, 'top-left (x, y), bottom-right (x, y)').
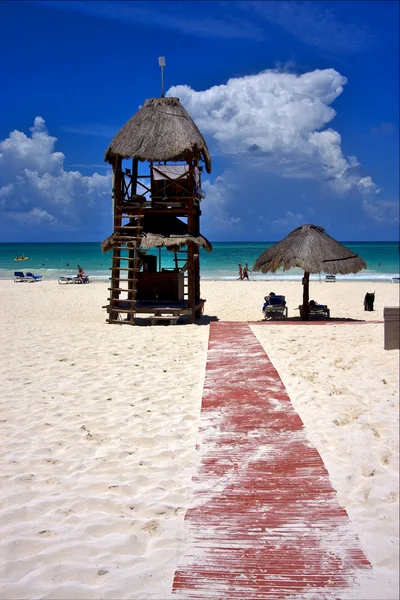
top-left (168, 68), bottom-right (378, 195)
top-left (0, 183), bottom-right (14, 199)
top-left (201, 177), bottom-right (242, 232)
top-left (362, 199), bottom-right (399, 224)
top-left (0, 118), bottom-right (112, 237)
top-left (9, 207), bottom-right (60, 226)
top-left (271, 210), bottom-right (304, 228)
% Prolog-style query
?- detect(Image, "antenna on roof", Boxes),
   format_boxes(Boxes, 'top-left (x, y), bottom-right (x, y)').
top-left (158, 56), bottom-right (166, 97)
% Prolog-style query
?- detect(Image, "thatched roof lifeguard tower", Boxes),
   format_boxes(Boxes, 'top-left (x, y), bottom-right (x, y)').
top-left (102, 88), bottom-right (212, 325)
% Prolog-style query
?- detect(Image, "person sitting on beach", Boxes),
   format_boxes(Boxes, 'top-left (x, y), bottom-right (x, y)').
top-left (262, 292), bottom-right (276, 312)
top-left (262, 292), bottom-right (286, 318)
top-left (76, 265), bottom-right (90, 283)
top-left (309, 299), bottom-right (322, 307)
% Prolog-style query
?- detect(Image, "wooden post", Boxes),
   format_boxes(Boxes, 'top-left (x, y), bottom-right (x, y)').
top-left (194, 205), bottom-right (201, 318)
top-left (131, 158), bottom-right (138, 197)
top-left (302, 271), bottom-right (310, 321)
top-left (187, 192), bottom-right (195, 323)
top-left (191, 161), bottom-right (201, 319)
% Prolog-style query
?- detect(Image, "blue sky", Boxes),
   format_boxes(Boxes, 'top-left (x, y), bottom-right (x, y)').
top-left (0, 0), bottom-right (398, 242)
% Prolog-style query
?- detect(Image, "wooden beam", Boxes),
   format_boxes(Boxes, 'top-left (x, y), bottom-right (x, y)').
top-left (302, 271), bottom-right (310, 321)
top-left (187, 193), bottom-right (196, 323)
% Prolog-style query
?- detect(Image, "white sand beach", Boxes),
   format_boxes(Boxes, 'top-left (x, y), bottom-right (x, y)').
top-left (0, 280), bottom-right (398, 599)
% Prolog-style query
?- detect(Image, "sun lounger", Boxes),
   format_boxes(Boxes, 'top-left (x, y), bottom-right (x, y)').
top-left (58, 276), bottom-right (90, 284)
top-left (263, 295), bottom-right (288, 319)
top-left (74, 276), bottom-right (90, 284)
top-left (325, 275), bottom-right (336, 282)
top-left (392, 277), bottom-right (400, 284)
top-left (14, 271), bottom-right (33, 282)
top-left (25, 271), bottom-right (43, 281)
top-left (298, 303), bottom-right (330, 319)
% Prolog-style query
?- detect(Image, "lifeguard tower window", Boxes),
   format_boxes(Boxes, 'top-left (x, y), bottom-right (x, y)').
top-left (151, 165), bottom-right (199, 204)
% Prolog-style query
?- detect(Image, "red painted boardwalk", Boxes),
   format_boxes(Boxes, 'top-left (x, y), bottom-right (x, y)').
top-left (173, 322), bottom-right (370, 599)
top-left (247, 320), bottom-right (383, 325)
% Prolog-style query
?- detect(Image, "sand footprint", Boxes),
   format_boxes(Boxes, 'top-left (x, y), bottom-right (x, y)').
top-left (385, 491), bottom-right (398, 503)
top-left (141, 520), bottom-right (160, 537)
top-left (380, 452), bottom-right (392, 466)
top-left (38, 529), bottom-right (57, 538)
top-left (361, 469), bottom-right (376, 478)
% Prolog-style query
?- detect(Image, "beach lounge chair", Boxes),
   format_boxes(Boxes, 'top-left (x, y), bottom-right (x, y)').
top-left (325, 275), bottom-right (336, 282)
top-left (58, 276), bottom-right (75, 284)
top-left (262, 295), bottom-right (288, 319)
top-left (74, 275), bottom-right (89, 284)
top-left (298, 302), bottom-right (330, 319)
top-left (14, 271), bottom-right (33, 282)
top-left (25, 272), bottom-right (43, 281)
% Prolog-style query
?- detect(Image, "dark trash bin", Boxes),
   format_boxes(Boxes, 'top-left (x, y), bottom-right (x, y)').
top-left (364, 292), bottom-right (375, 311)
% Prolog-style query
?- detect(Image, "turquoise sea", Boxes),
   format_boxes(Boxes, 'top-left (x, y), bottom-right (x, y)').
top-left (1, 242), bottom-right (399, 282)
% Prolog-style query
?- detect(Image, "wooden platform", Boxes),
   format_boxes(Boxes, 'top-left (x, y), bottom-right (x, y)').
top-left (103, 299), bottom-right (205, 324)
top-left (172, 322), bottom-right (370, 599)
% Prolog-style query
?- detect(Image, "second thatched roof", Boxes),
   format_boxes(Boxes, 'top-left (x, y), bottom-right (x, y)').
top-left (253, 224), bottom-right (367, 274)
top-left (104, 97), bottom-right (212, 173)
top-left (101, 213), bottom-right (212, 254)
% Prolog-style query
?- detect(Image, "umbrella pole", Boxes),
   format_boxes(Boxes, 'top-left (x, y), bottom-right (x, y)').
top-left (302, 271), bottom-right (310, 320)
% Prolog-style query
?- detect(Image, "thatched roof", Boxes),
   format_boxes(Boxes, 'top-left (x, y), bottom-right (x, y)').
top-left (101, 213), bottom-right (212, 253)
top-left (104, 97), bottom-right (212, 173)
top-left (253, 224), bottom-right (367, 274)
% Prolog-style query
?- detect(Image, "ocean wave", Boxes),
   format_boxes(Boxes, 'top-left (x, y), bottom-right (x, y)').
top-left (201, 272), bottom-right (400, 282)
top-left (1, 269), bottom-right (398, 283)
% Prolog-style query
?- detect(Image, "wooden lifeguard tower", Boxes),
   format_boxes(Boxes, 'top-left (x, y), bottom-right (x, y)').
top-left (102, 90), bottom-right (212, 325)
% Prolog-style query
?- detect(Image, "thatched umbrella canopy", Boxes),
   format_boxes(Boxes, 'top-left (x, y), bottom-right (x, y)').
top-left (104, 97), bottom-right (212, 173)
top-left (101, 213), bottom-right (212, 254)
top-left (253, 224), bottom-right (367, 320)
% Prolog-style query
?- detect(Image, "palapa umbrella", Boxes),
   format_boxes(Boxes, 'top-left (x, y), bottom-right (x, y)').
top-left (104, 97), bottom-right (212, 173)
top-left (253, 224), bottom-right (367, 320)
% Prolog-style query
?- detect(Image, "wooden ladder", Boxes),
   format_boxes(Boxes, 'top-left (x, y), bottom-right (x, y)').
top-left (107, 208), bottom-right (144, 324)
top-left (174, 249), bottom-right (189, 303)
